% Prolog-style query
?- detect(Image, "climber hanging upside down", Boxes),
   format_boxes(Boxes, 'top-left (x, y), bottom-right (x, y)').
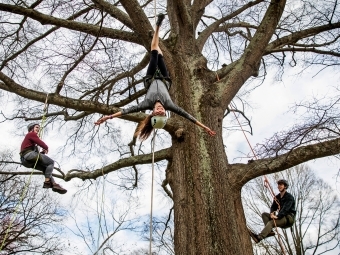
top-left (94, 13), bottom-right (216, 140)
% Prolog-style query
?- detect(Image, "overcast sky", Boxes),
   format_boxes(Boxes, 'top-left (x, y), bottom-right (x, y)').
top-left (224, 66), bottom-right (340, 193)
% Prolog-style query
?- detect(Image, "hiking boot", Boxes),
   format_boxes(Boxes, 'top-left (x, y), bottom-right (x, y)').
top-left (52, 183), bottom-right (67, 194)
top-left (248, 230), bottom-right (263, 243)
top-left (43, 180), bottom-right (53, 189)
top-left (267, 231), bottom-right (276, 237)
top-left (156, 13), bottom-right (165, 27)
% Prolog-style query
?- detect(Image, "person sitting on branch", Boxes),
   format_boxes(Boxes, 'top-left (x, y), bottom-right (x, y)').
top-left (249, 179), bottom-right (296, 243)
top-left (20, 123), bottom-right (67, 194)
top-left (94, 13), bottom-right (216, 140)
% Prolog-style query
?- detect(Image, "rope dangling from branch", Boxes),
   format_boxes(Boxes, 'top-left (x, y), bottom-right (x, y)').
top-left (149, 129), bottom-right (157, 255)
top-left (0, 93), bottom-right (50, 252)
top-left (229, 103), bottom-right (286, 255)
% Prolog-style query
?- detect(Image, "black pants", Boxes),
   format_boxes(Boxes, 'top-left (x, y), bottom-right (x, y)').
top-left (146, 50), bottom-right (169, 77)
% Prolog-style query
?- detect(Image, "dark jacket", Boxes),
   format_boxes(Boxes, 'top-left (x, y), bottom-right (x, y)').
top-left (121, 78), bottom-right (197, 123)
top-left (270, 191), bottom-right (296, 219)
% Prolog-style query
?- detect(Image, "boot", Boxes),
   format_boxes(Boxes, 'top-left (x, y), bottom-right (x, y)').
top-left (52, 182), bottom-right (67, 194)
top-left (156, 13), bottom-right (165, 27)
top-left (248, 230), bottom-right (263, 243)
top-left (266, 231), bottom-right (276, 237)
top-left (43, 180), bottom-right (53, 189)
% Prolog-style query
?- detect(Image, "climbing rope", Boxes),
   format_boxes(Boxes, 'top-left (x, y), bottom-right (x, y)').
top-left (94, 167), bottom-right (106, 255)
top-left (149, 129), bottom-right (157, 255)
top-left (215, 72), bottom-right (286, 253)
top-left (149, 1), bottom-right (158, 253)
top-left (0, 94), bottom-right (49, 252)
top-left (229, 103), bottom-right (286, 254)
top-left (154, 0), bottom-right (157, 25)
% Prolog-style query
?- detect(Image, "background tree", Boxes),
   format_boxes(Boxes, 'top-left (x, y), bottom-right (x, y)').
top-left (0, 0), bottom-right (340, 254)
top-left (243, 165), bottom-right (340, 255)
top-left (66, 177), bottom-right (141, 255)
top-left (141, 208), bottom-right (175, 255)
top-left (0, 151), bottom-right (70, 254)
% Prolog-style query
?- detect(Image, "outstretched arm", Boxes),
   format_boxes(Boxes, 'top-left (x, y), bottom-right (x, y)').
top-left (94, 112), bottom-right (122, 125)
top-left (166, 101), bottom-right (216, 137)
top-left (94, 99), bottom-right (151, 126)
top-left (195, 121), bottom-right (216, 136)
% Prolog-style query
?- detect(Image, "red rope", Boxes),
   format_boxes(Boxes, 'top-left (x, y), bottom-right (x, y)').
top-left (216, 72), bottom-right (286, 253)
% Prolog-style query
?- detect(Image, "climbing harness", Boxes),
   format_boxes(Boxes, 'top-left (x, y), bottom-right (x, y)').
top-left (0, 94), bottom-right (49, 252)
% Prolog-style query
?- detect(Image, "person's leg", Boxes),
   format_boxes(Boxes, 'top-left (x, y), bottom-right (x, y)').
top-left (146, 14), bottom-right (165, 76)
top-left (146, 50), bottom-right (159, 76)
top-left (157, 54), bottom-right (169, 78)
top-left (36, 153), bottom-right (54, 181)
top-left (36, 154), bottom-right (67, 194)
top-left (24, 151), bottom-right (47, 177)
top-left (262, 212), bottom-right (271, 226)
top-left (151, 28), bottom-right (161, 52)
top-left (259, 217), bottom-right (286, 239)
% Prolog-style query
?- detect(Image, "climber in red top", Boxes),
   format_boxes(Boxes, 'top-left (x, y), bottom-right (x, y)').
top-left (20, 123), bottom-right (67, 194)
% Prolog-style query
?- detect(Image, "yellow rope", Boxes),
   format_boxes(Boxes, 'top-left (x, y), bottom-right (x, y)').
top-left (0, 94), bottom-right (49, 251)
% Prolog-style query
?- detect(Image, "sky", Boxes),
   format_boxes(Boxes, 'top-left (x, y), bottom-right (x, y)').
top-left (224, 66), bottom-right (340, 194)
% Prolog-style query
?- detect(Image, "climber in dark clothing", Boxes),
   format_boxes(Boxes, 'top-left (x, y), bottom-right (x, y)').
top-left (249, 179), bottom-right (296, 243)
top-left (95, 13), bottom-right (216, 140)
top-left (20, 123), bottom-right (67, 194)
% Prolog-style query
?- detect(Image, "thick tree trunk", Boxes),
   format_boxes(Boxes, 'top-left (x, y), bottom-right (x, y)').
top-left (166, 57), bottom-right (254, 254)
top-left (168, 127), bottom-right (253, 254)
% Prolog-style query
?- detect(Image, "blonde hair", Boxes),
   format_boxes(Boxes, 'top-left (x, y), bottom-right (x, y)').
top-left (134, 115), bottom-right (154, 141)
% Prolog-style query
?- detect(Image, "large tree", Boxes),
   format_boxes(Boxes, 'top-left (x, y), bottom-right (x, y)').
top-left (0, 0), bottom-right (340, 254)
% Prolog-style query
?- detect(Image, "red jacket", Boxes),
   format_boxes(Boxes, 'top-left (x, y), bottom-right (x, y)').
top-left (20, 132), bottom-right (48, 152)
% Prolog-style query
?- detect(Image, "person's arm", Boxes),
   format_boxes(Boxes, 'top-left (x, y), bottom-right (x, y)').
top-left (166, 101), bottom-right (216, 136)
top-left (194, 120), bottom-right (216, 136)
top-left (29, 133), bottom-right (48, 150)
top-left (94, 100), bottom-right (152, 126)
top-left (94, 112), bottom-right (122, 125)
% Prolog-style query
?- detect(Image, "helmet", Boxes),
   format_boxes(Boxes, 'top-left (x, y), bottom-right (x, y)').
top-left (277, 179), bottom-right (289, 188)
top-left (27, 123), bottom-right (39, 132)
top-left (151, 116), bottom-right (167, 129)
